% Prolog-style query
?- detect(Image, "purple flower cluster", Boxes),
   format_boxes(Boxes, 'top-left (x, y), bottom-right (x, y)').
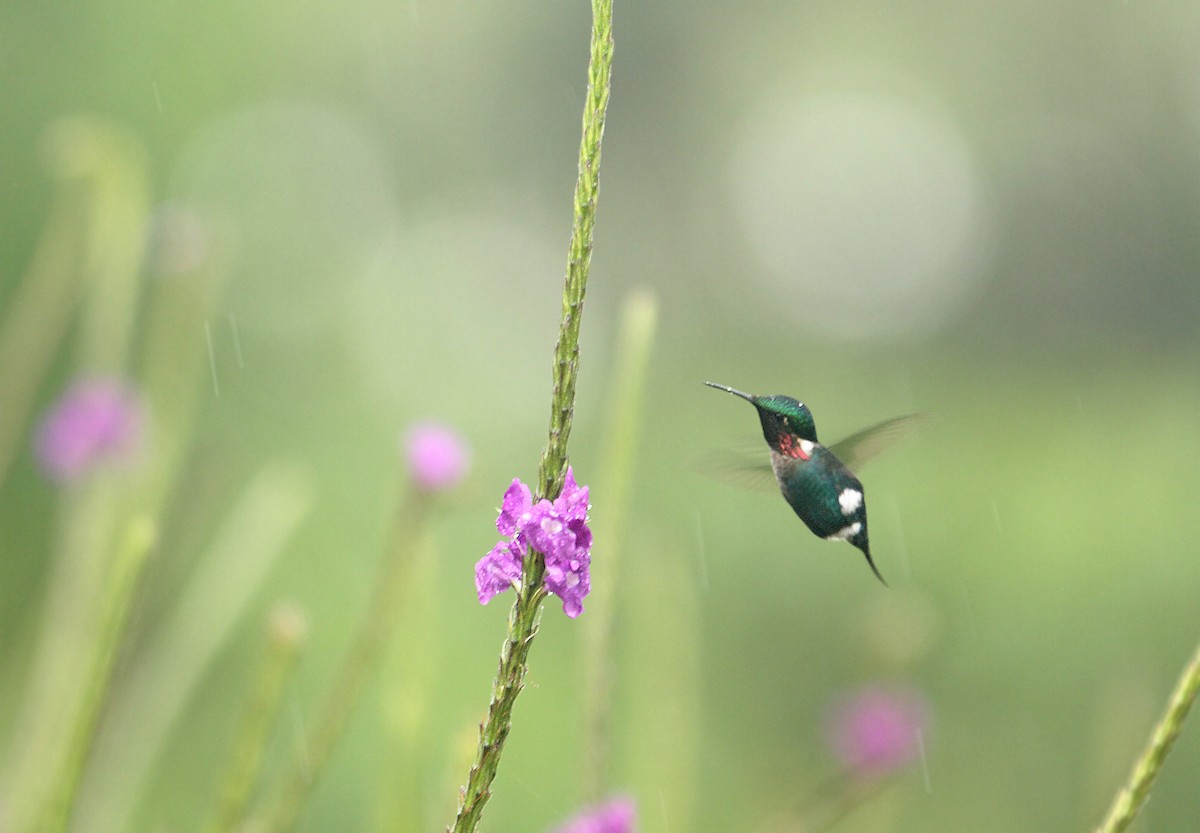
top-left (475, 467), bottom-right (592, 618)
top-left (550, 798), bottom-right (636, 833)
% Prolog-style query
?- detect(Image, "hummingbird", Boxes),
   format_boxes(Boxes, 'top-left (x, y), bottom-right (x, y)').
top-left (705, 381), bottom-right (918, 585)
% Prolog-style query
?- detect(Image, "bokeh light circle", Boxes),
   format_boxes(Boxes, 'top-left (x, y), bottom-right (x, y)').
top-left (347, 204), bottom-right (565, 413)
top-left (172, 101), bottom-right (398, 339)
top-left (730, 75), bottom-right (994, 342)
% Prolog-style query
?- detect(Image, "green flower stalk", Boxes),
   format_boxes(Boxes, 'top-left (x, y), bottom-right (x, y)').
top-left (537, 0), bottom-right (614, 505)
top-left (206, 604), bottom-right (307, 833)
top-left (448, 1), bottom-right (614, 831)
top-left (255, 496), bottom-right (438, 832)
top-left (247, 425), bottom-right (467, 833)
top-left (0, 117), bottom-right (147, 488)
top-left (1094, 642), bottom-right (1200, 833)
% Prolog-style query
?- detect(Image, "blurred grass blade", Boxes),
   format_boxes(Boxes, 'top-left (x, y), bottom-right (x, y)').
top-left (206, 603), bottom-right (308, 833)
top-left (0, 122), bottom-right (153, 825)
top-left (35, 516), bottom-right (157, 833)
top-left (133, 207), bottom-right (230, 511)
top-left (0, 117), bottom-right (146, 486)
top-left (0, 478), bottom-right (126, 829)
top-left (583, 287), bottom-right (657, 799)
top-left (253, 489), bottom-right (432, 833)
top-left (624, 534), bottom-right (700, 832)
top-left (55, 117), bottom-right (150, 374)
top-left (74, 463), bottom-right (314, 833)
top-left (379, 502), bottom-right (439, 833)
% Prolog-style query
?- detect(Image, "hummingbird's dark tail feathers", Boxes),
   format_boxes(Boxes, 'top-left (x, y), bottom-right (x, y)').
top-left (862, 547), bottom-right (888, 587)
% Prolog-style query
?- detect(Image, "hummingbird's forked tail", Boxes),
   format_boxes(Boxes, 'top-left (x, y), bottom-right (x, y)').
top-left (862, 547), bottom-right (888, 587)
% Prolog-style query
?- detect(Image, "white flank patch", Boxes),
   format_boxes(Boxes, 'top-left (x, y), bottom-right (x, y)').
top-left (826, 521), bottom-right (862, 542)
top-left (838, 488), bottom-right (863, 515)
top-left (800, 439), bottom-right (815, 456)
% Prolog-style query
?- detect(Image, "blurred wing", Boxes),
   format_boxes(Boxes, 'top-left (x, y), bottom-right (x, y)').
top-left (696, 446), bottom-right (779, 493)
top-left (828, 414), bottom-right (925, 473)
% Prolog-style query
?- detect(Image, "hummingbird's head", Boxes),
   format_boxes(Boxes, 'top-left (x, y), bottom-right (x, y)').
top-left (751, 395), bottom-right (818, 448)
top-left (705, 382), bottom-right (818, 450)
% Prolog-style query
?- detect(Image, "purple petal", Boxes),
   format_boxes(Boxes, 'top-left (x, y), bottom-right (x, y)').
top-left (497, 479), bottom-right (533, 536)
top-left (561, 466), bottom-right (579, 498)
top-left (526, 507), bottom-right (575, 560)
top-left (543, 545), bottom-right (590, 619)
top-left (555, 466), bottom-right (590, 522)
top-left (567, 518), bottom-right (592, 553)
top-left (540, 515), bottom-right (593, 618)
top-left (474, 540), bottom-right (524, 605)
top-left (404, 422), bottom-right (470, 492)
top-left (550, 798), bottom-right (636, 833)
top-left (35, 378), bottom-right (144, 484)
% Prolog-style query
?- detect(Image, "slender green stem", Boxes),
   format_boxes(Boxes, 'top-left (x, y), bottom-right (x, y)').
top-left (536, 0), bottom-right (614, 504)
top-left (447, 2), bottom-right (614, 831)
top-left (1094, 642), bottom-right (1200, 833)
top-left (446, 579), bottom-right (549, 833)
top-left (206, 604), bottom-right (307, 833)
top-left (34, 516), bottom-right (156, 833)
top-left (254, 493), bottom-right (428, 833)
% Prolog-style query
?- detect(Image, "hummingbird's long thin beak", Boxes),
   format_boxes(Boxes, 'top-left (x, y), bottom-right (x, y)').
top-left (704, 381), bottom-right (756, 403)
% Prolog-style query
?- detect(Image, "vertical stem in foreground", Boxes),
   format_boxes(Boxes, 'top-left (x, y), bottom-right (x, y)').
top-left (447, 3), bottom-right (614, 832)
top-left (1094, 642), bottom-right (1200, 833)
top-left (536, 0), bottom-right (614, 504)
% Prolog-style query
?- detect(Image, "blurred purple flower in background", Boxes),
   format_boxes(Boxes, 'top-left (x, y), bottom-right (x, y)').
top-left (404, 421), bottom-right (470, 492)
top-left (475, 467), bottom-right (593, 617)
top-left (35, 378), bottom-right (144, 484)
top-left (825, 684), bottom-right (930, 777)
top-left (549, 797), bottom-right (636, 833)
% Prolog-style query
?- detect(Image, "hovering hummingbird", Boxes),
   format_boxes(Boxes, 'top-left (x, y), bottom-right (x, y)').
top-left (705, 381), bottom-right (919, 585)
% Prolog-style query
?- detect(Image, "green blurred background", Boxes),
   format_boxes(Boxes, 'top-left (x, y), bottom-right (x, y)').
top-left (2, 0), bottom-right (1200, 831)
